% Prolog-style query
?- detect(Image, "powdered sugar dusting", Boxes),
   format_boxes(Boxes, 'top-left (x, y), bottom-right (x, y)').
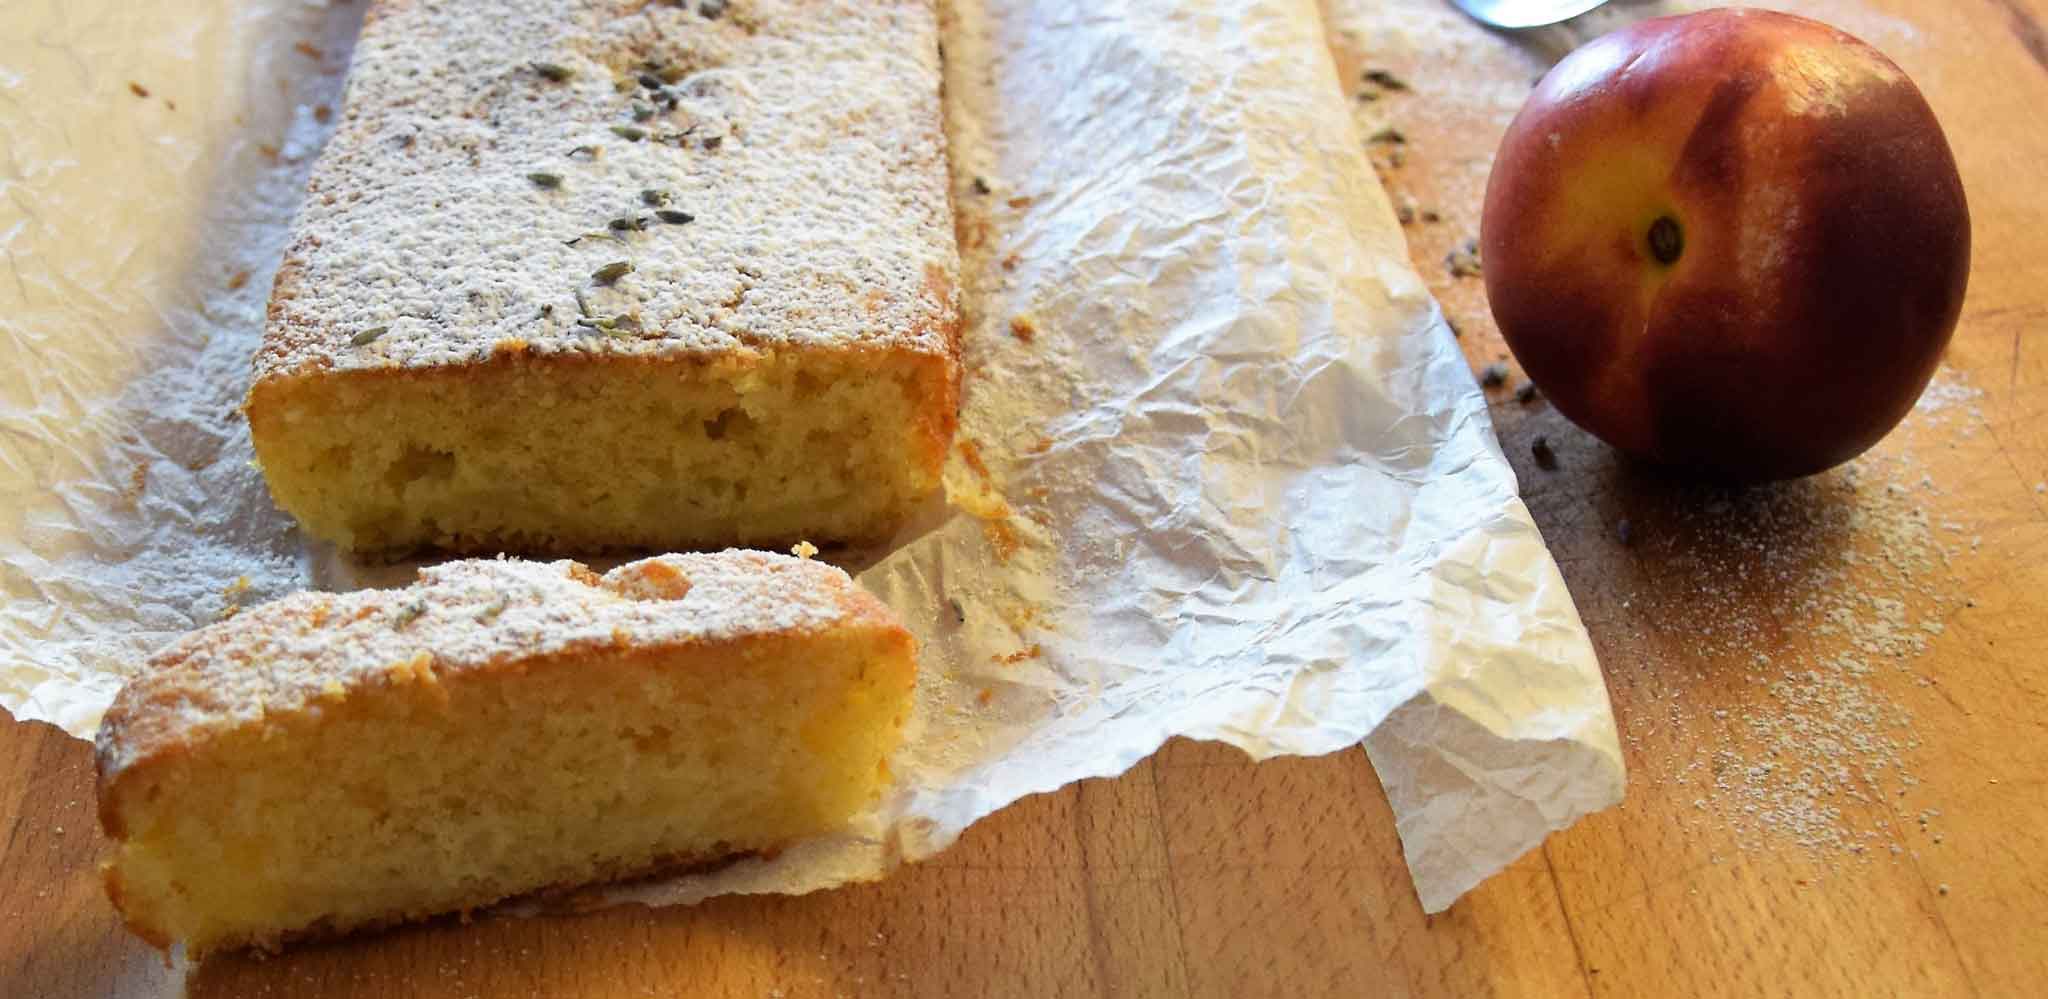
top-left (257, 0), bottom-right (956, 380)
top-left (96, 551), bottom-right (874, 778)
top-left (1614, 411), bottom-right (1974, 859)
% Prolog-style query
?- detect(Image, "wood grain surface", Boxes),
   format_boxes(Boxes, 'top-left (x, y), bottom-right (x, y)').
top-left (5, 0), bottom-right (2047, 995)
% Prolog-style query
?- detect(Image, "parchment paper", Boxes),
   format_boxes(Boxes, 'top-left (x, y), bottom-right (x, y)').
top-left (0, 0), bottom-right (1623, 913)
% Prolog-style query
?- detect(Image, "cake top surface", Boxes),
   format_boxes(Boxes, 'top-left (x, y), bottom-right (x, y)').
top-left (96, 551), bottom-right (894, 777)
top-left (257, 0), bottom-right (956, 381)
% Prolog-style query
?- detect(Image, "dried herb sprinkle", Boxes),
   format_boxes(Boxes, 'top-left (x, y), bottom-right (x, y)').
top-left (532, 62), bottom-right (575, 83)
top-left (527, 172), bottom-right (563, 189)
top-left (1362, 69), bottom-right (1410, 92)
top-left (350, 325), bottom-right (389, 346)
top-left (394, 601), bottom-right (428, 627)
top-left (592, 260), bottom-right (633, 285)
top-left (655, 209), bottom-right (694, 225)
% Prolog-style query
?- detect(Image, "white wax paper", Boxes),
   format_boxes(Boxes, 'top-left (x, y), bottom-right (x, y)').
top-left (0, 0), bottom-right (1623, 914)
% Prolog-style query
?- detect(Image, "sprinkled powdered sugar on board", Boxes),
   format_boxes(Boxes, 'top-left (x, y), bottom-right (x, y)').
top-left (1608, 378), bottom-right (1982, 860)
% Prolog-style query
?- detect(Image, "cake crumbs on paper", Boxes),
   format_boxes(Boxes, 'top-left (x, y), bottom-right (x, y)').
top-left (957, 439), bottom-right (991, 481)
top-left (128, 81), bottom-right (150, 98)
top-left (790, 540), bottom-right (818, 560)
top-left (1008, 313), bottom-right (1038, 343)
top-left (982, 516), bottom-right (1022, 564)
top-left (991, 644), bottom-right (1041, 666)
top-left (123, 461), bottom-right (149, 506)
top-left (216, 575), bottom-right (255, 620)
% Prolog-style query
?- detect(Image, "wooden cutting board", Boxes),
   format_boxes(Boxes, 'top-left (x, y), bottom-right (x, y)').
top-left (3, 0), bottom-right (2044, 994)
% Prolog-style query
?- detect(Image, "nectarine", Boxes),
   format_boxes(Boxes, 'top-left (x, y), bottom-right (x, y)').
top-left (1480, 8), bottom-right (1969, 480)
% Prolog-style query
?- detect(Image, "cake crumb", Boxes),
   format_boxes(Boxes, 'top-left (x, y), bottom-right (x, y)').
top-left (790, 541), bottom-right (818, 559)
top-left (992, 644), bottom-right (1042, 666)
top-left (982, 515), bottom-right (1022, 563)
top-left (128, 81), bottom-right (150, 98)
top-left (1009, 314), bottom-right (1038, 343)
top-left (957, 440), bottom-right (991, 481)
top-left (1445, 238), bottom-right (1483, 278)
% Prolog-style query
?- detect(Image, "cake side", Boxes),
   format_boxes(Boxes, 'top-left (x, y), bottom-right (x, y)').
top-left (247, 338), bottom-right (957, 552)
top-left (95, 553), bottom-right (917, 955)
top-left (250, 0), bottom-right (960, 551)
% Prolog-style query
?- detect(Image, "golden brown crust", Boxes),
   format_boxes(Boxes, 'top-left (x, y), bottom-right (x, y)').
top-left (247, 845), bottom-right (765, 957)
top-left (95, 552), bottom-right (905, 808)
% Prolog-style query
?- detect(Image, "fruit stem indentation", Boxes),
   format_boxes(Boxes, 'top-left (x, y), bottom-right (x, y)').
top-left (1648, 216), bottom-right (1684, 266)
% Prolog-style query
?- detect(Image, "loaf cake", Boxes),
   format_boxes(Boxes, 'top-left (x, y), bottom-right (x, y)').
top-left (95, 551), bottom-right (917, 956)
top-left (248, 0), bottom-right (960, 553)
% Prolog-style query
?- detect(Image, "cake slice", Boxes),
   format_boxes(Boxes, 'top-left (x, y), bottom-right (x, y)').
top-left (248, 0), bottom-right (959, 553)
top-left (95, 551), bottom-right (916, 956)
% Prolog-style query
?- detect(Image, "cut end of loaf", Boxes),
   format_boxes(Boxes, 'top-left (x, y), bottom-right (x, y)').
top-left (247, 345), bottom-right (953, 553)
top-left (98, 600), bottom-right (915, 956)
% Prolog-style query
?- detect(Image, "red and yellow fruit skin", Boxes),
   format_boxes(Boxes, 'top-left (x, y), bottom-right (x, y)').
top-left (1480, 8), bottom-right (1970, 481)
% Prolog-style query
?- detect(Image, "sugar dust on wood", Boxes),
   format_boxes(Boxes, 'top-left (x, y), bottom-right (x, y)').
top-left (1610, 407), bottom-right (1977, 860)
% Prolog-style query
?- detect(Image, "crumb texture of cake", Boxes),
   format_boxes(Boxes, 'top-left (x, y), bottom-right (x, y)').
top-left (249, 0), bottom-right (959, 553)
top-left (95, 551), bottom-right (917, 956)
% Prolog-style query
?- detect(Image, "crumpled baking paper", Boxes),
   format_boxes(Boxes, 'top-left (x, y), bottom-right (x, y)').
top-left (0, 0), bottom-right (1623, 914)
